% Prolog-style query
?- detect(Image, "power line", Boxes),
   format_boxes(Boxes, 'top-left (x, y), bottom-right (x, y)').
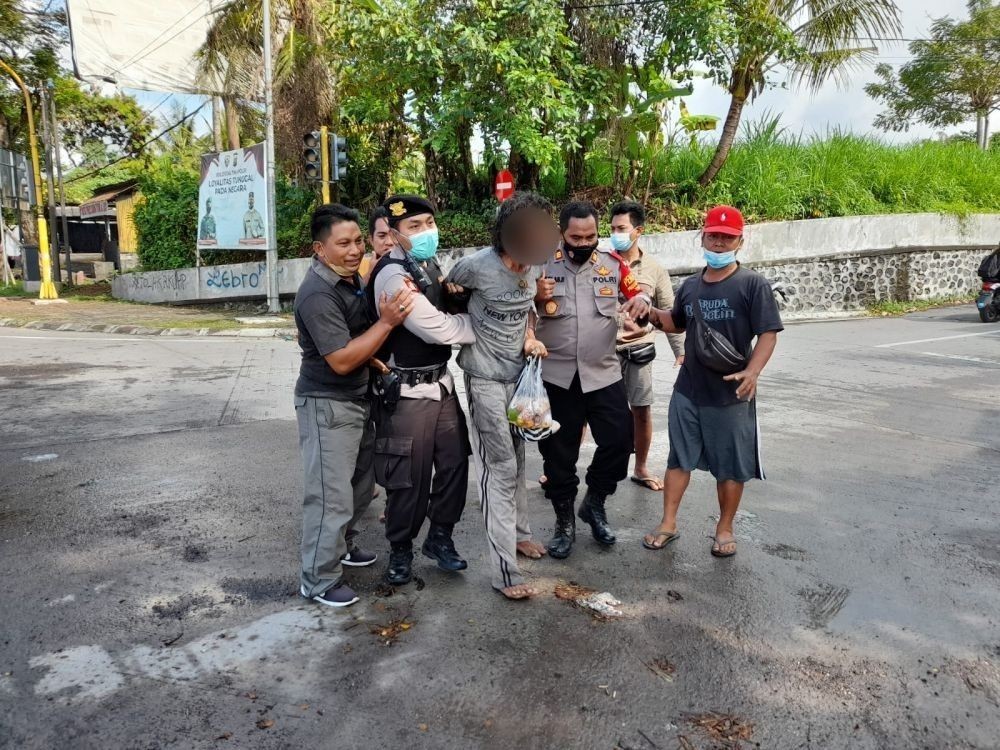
top-left (105, 5), bottom-right (226, 81)
top-left (65, 101), bottom-right (209, 185)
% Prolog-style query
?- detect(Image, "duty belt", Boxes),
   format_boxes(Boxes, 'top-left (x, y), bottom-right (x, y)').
top-left (391, 363), bottom-right (449, 387)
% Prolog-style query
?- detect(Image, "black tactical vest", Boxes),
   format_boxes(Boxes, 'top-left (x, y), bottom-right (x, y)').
top-left (365, 254), bottom-right (453, 368)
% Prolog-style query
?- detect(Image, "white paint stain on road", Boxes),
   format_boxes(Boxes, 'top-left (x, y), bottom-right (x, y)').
top-left (21, 453), bottom-right (57, 462)
top-left (26, 608), bottom-right (340, 704)
top-left (45, 594), bottom-right (76, 607)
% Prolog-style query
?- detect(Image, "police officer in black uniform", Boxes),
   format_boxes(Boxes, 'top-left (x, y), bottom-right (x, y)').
top-left (366, 195), bottom-right (477, 585)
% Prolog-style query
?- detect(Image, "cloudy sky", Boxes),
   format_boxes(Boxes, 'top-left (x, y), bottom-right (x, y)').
top-left (684, 0), bottom-right (974, 142)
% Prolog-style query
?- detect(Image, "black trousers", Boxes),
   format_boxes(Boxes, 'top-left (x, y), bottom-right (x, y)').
top-left (539, 374), bottom-right (633, 503)
top-left (375, 389), bottom-right (470, 546)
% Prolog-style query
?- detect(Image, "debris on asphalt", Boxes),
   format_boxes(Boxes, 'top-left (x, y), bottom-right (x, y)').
top-left (417, 723), bottom-right (429, 731)
top-left (214, 732), bottom-right (232, 741)
top-left (370, 618), bottom-right (414, 646)
top-left (666, 590), bottom-right (683, 602)
top-left (255, 718), bottom-right (274, 730)
top-left (580, 592), bottom-right (624, 618)
top-left (685, 712), bottom-right (754, 744)
top-left (555, 582), bottom-right (624, 619)
top-left (646, 657), bottom-right (676, 682)
top-left (161, 631), bottom-right (184, 647)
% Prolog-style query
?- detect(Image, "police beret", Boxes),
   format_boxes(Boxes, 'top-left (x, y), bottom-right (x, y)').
top-left (383, 194), bottom-right (436, 225)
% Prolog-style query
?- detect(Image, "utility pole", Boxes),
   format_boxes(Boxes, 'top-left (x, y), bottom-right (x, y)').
top-left (0, 58), bottom-right (57, 299)
top-left (38, 84), bottom-right (60, 285)
top-left (262, 0), bottom-right (280, 314)
top-left (48, 80), bottom-right (72, 288)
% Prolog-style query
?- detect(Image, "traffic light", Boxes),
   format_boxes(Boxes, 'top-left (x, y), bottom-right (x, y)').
top-left (303, 130), bottom-right (323, 182)
top-left (331, 135), bottom-right (348, 182)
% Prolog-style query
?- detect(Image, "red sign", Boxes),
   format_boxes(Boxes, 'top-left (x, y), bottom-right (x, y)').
top-left (494, 169), bottom-right (515, 202)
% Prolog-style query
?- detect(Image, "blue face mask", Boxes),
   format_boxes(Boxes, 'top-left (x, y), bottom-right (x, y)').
top-left (703, 249), bottom-right (737, 269)
top-left (610, 232), bottom-right (634, 252)
top-left (407, 228), bottom-right (439, 260)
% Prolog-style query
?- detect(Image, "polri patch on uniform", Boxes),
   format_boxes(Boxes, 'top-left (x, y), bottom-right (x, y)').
top-left (595, 265), bottom-right (611, 276)
top-left (544, 300), bottom-right (558, 315)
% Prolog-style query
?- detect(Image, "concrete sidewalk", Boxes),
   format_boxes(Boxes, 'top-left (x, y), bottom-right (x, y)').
top-left (0, 293), bottom-right (295, 338)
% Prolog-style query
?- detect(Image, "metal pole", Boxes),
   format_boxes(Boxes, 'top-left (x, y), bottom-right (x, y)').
top-left (38, 85), bottom-right (60, 285)
top-left (320, 125), bottom-right (330, 204)
top-left (48, 80), bottom-right (72, 288)
top-left (262, 0), bottom-right (280, 314)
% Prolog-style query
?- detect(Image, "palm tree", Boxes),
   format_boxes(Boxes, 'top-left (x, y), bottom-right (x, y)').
top-left (697, 0), bottom-right (902, 186)
top-left (195, 0), bottom-right (337, 168)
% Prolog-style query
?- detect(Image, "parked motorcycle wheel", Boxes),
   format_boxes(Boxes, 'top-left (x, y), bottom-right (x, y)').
top-left (979, 305), bottom-right (999, 323)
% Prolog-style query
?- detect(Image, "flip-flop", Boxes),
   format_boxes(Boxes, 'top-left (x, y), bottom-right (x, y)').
top-left (711, 535), bottom-right (737, 557)
top-left (630, 475), bottom-right (663, 491)
top-left (642, 529), bottom-right (680, 550)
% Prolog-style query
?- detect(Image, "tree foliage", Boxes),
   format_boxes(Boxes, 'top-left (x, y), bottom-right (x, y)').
top-left (865, 1), bottom-right (1000, 149)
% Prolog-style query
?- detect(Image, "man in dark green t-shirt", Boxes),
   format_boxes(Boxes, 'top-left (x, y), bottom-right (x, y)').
top-left (643, 205), bottom-right (783, 559)
top-left (293, 203), bottom-right (413, 608)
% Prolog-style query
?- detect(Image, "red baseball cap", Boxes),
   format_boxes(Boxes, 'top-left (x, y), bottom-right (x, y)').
top-left (704, 205), bottom-right (744, 236)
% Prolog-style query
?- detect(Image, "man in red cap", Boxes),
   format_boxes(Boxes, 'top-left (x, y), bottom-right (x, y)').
top-left (641, 205), bottom-right (783, 558)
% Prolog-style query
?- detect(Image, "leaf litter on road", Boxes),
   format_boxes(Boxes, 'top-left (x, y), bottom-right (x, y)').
top-left (554, 581), bottom-right (624, 620)
top-left (684, 712), bottom-right (754, 746)
top-left (370, 617), bottom-right (414, 646)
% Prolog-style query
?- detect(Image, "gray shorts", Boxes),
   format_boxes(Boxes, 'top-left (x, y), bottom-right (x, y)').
top-left (666, 390), bottom-right (764, 482)
top-left (619, 355), bottom-right (654, 407)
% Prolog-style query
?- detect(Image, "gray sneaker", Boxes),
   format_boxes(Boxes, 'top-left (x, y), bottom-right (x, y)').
top-left (341, 547), bottom-right (377, 567)
top-left (300, 584), bottom-right (359, 608)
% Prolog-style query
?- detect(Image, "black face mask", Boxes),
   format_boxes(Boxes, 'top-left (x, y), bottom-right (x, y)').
top-left (563, 241), bottom-right (598, 265)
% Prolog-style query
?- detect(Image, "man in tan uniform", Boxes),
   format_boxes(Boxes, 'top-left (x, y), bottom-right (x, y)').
top-left (532, 201), bottom-right (651, 559)
top-left (610, 200), bottom-right (685, 491)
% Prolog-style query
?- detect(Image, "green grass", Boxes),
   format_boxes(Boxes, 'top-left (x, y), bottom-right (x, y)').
top-left (584, 134), bottom-right (1000, 231)
top-left (865, 293), bottom-right (977, 317)
top-left (0, 281), bottom-right (30, 297)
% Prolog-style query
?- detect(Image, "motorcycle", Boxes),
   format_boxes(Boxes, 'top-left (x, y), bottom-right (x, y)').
top-left (977, 281), bottom-right (1000, 323)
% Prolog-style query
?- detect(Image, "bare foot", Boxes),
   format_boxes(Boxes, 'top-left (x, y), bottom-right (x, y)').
top-left (516, 540), bottom-right (546, 559)
top-left (500, 584), bottom-right (538, 600)
top-left (378, 510), bottom-right (386, 523)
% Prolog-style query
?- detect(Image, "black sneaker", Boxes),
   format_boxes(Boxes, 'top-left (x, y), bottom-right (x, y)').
top-left (341, 547), bottom-right (377, 567)
top-left (300, 584), bottom-right (359, 608)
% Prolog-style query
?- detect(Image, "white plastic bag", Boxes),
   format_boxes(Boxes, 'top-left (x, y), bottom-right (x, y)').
top-left (507, 356), bottom-right (560, 442)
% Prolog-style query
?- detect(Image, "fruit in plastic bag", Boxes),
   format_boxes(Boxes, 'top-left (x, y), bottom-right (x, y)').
top-left (507, 357), bottom-right (560, 441)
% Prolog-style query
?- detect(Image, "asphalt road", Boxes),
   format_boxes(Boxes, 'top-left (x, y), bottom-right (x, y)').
top-left (1, 307), bottom-right (999, 750)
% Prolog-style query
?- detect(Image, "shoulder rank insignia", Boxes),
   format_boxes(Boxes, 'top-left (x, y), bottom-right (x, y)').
top-left (554, 249), bottom-right (563, 261)
top-left (590, 251), bottom-right (599, 264)
top-left (389, 201), bottom-right (406, 217)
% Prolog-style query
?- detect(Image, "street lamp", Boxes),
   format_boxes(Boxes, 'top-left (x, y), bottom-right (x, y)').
top-left (0, 57), bottom-right (57, 299)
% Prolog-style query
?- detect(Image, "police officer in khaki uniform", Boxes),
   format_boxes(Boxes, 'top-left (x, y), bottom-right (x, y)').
top-left (366, 195), bottom-right (477, 585)
top-left (532, 201), bottom-right (652, 558)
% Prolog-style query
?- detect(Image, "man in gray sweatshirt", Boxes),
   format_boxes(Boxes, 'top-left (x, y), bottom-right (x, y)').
top-left (447, 192), bottom-right (559, 600)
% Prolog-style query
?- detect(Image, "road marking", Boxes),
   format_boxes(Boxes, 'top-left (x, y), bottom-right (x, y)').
top-left (919, 351), bottom-right (1000, 366)
top-left (875, 330), bottom-right (1000, 348)
top-left (22, 453), bottom-right (58, 462)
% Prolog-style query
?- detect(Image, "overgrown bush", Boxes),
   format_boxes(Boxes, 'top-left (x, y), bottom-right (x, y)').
top-left (134, 161), bottom-right (198, 271)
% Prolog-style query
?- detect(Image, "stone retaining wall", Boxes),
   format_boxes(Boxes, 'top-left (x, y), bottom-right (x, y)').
top-left (113, 213), bottom-right (1000, 312)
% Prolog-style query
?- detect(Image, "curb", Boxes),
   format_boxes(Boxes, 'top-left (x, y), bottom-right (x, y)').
top-left (0, 318), bottom-right (297, 339)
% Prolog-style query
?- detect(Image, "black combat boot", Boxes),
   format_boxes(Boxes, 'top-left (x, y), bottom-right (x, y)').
top-left (421, 523), bottom-right (468, 572)
top-left (384, 544), bottom-right (413, 585)
top-left (577, 488), bottom-right (616, 546)
top-left (546, 498), bottom-right (576, 559)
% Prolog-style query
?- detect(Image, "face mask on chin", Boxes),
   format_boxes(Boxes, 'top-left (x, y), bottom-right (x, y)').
top-left (563, 241), bottom-right (598, 265)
